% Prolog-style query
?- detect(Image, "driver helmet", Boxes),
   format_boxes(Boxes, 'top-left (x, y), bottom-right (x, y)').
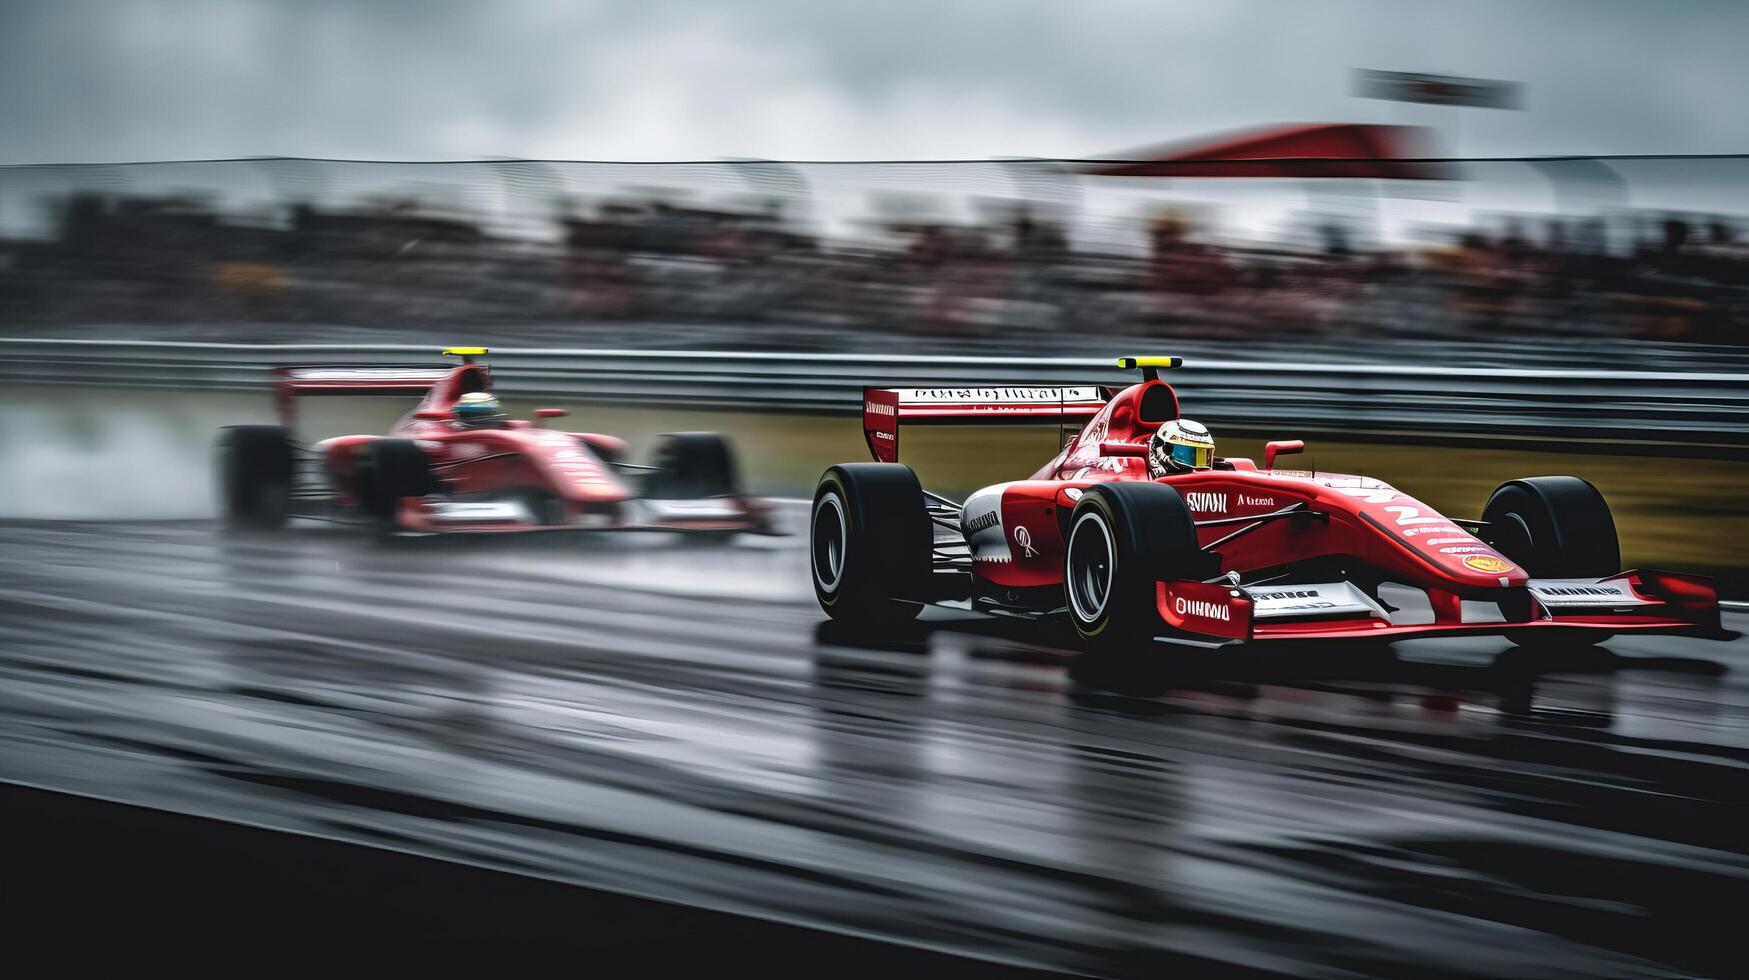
top-left (453, 391), bottom-right (505, 425)
top-left (1149, 418), bottom-right (1215, 477)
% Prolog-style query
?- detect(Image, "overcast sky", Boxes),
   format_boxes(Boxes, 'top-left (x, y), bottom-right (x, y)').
top-left (1, 0), bottom-right (1746, 165)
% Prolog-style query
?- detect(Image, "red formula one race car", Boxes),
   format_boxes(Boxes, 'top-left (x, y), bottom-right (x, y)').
top-left (809, 356), bottom-right (1729, 661)
top-left (217, 348), bottom-right (774, 537)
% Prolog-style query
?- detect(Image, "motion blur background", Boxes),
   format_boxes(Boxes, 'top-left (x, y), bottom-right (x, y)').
top-left (2, 0), bottom-right (1744, 581)
top-left (2, 2), bottom-right (1746, 975)
top-left (5, 0), bottom-right (1746, 352)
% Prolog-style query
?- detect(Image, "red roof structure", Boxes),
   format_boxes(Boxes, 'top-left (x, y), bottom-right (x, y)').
top-left (1082, 123), bottom-right (1451, 180)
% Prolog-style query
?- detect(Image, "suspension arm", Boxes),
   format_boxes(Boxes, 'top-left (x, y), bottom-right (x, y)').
top-left (922, 489), bottom-right (963, 511)
top-left (1199, 502), bottom-right (1325, 552)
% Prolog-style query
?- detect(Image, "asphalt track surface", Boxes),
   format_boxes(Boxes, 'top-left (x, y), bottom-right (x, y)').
top-left (2, 511), bottom-right (1745, 976)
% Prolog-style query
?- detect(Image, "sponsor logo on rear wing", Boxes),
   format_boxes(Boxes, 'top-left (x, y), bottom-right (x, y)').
top-left (889, 386), bottom-right (1104, 406)
top-left (863, 386), bottom-right (1109, 462)
top-left (273, 365), bottom-right (459, 427)
top-left (282, 367), bottom-right (452, 384)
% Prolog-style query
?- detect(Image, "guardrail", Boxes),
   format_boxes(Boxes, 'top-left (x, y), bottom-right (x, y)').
top-left (1, 338), bottom-right (1743, 457)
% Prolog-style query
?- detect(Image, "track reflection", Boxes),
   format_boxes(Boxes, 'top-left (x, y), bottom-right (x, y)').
top-left (0, 519), bottom-right (1742, 976)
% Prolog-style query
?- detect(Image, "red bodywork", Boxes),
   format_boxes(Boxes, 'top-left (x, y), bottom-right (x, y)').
top-left (866, 375), bottom-right (1724, 645)
top-left (274, 360), bottom-right (770, 535)
top-left (1081, 123), bottom-right (1452, 181)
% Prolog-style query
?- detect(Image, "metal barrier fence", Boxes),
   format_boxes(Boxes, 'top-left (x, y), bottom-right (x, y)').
top-left (1, 338), bottom-right (1743, 457)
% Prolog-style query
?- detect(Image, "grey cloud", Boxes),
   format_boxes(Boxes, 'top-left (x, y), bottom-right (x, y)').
top-left (0, 0), bottom-right (1745, 164)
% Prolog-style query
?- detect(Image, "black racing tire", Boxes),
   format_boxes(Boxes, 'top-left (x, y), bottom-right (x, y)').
top-left (1064, 482), bottom-right (1202, 656)
top-left (1482, 476), bottom-right (1620, 649)
top-left (217, 425), bottom-right (293, 530)
top-left (810, 464), bottom-right (931, 626)
top-left (522, 489), bottom-right (568, 527)
top-left (1481, 476), bottom-right (1620, 578)
top-left (646, 432), bottom-right (741, 499)
top-left (353, 439), bottom-right (441, 522)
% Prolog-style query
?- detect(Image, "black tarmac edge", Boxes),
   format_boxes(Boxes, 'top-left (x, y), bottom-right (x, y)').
top-left (2, 780), bottom-right (1105, 977)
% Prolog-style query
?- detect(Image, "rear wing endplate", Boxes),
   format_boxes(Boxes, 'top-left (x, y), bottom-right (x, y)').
top-left (863, 386), bottom-right (1108, 462)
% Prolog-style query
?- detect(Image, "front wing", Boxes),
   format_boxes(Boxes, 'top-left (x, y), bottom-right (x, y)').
top-left (1153, 569), bottom-right (1729, 645)
top-left (286, 492), bottom-right (775, 535)
top-left (395, 495), bottom-right (776, 534)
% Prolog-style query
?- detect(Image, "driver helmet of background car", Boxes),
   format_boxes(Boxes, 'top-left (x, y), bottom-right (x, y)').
top-left (1148, 418), bottom-right (1215, 477)
top-left (453, 391), bottom-right (506, 426)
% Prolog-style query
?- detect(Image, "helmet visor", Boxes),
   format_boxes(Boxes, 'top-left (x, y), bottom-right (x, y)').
top-left (1170, 442), bottom-right (1211, 469)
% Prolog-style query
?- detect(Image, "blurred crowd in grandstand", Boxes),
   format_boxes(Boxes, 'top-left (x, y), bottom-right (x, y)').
top-left (1, 181), bottom-right (1744, 353)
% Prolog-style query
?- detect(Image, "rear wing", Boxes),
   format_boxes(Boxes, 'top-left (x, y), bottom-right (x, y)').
top-left (272, 348), bottom-right (492, 426)
top-left (273, 365), bottom-right (456, 426)
top-left (863, 386), bottom-right (1109, 462)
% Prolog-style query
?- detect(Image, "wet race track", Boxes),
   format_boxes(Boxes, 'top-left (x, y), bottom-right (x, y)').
top-left (2, 511), bottom-right (1745, 977)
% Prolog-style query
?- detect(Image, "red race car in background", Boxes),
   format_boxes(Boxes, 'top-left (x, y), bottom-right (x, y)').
top-left (809, 356), bottom-right (1729, 662)
top-left (217, 347), bottom-right (774, 537)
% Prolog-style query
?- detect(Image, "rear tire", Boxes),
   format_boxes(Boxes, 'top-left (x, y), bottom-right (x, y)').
top-left (1481, 476), bottom-right (1620, 649)
top-left (217, 425), bottom-right (293, 530)
top-left (354, 439), bottom-right (441, 523)
top-left (810, 464), bottom-right (930, 627)
top-left (1065, 482), bottom-right (1203, 663)
top-left (646, 432), bottom-right (741, 499)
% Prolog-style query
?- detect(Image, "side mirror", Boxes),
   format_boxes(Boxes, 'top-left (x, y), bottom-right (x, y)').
top-left (535, 408), bottom-right (568, 426)
top-left (412, 409), bottom-right (452, 421)
top-left (1099, 440), bottom-right (1149, 457)
top-left (1265, 439), bottom-right (1305, 470)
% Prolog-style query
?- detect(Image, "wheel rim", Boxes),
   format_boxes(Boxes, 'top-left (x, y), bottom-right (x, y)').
top-left (812, 491), bottom-right (848, 594)
top-left (1066, 510), bottom-right (1115, 624)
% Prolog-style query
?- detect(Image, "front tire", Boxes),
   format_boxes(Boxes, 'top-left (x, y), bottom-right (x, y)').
top-left (810, 464), bottom-right (930, 626)
top-left (353, 439), bottom-right (441, 523)
top-left (646, 432), bottom-right (741, 499)
top-left (1482, 476), bottom-right (1620, 649)
top-left (1065, 482), bottom-right (1203, 654)
top-left (217, 425), bottom-right (293, 530)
